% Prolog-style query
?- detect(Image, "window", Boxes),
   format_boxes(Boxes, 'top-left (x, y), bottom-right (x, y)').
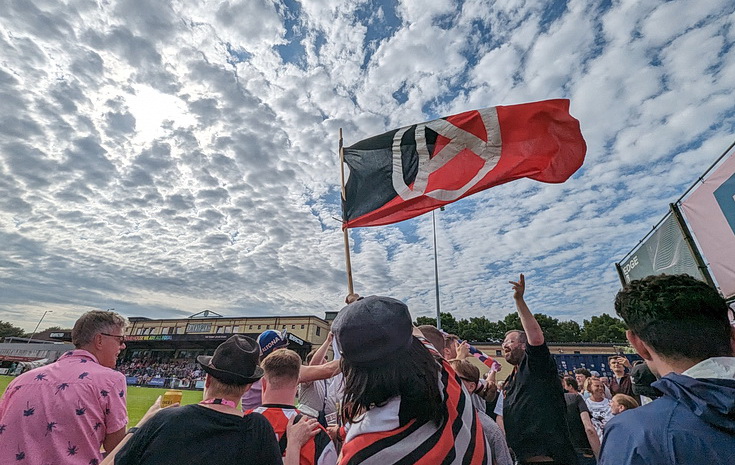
top-left (249, 325), bottom-right (253, 329)
top-left (257, 325), bottom-right (261, 329)
top-left (316, 327), bottom-right (321, 336)
top-left (161, 327), bottom-right (170, 335)
top-left (216, 326), bottom-right (224, 334)
top-left (301, 325), bottom-right (305, 329)
top-left (282, 325), bottom-right (286, 329)
top-left (495, 350), bottom-right (502, 356)
top-left (291, 325), bottom-right (295, 329)
top-left (224, 326), bottom-right (232, 333)
top-left (176, 327), bottom-right (185, 334)
top-left (574, 351), bottom-right (581, 354)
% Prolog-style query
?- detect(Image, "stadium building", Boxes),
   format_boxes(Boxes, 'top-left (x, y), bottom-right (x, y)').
top-left (121, 310), bottom-right (332, 361)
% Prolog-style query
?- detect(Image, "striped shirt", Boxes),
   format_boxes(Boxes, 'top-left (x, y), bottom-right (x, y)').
top-left (249, 405), bottom-right (337, 465)
top-left (338, 337), bottom-right (490, 465)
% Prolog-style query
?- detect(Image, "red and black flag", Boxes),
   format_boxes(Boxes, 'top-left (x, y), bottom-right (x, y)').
top-left (342, 99), bottom-right (586, 228)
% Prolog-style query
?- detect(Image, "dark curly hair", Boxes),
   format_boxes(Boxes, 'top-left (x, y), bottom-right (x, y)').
top-left (340, 337), bottom-right (445, 427)
top-left (615, 274), bottom-right (731, 361)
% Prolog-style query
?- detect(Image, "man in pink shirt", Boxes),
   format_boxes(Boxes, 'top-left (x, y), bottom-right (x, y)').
top-left (0, 310), bottom-right (129, 464)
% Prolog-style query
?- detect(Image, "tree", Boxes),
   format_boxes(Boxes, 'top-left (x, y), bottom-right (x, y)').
top-left (413, 313), bottom-right (458, 336)
top-left (0, 320), bottom-right (26, 339)
top-left (581, 314), bottom-right (627, 343)
top-left (556, 320), bottom-right (582, 343)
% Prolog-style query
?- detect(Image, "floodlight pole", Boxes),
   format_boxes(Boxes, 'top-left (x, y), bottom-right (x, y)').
top-left (28, 310), bottom-right (52, 344)
top-left (433, 209), bottom-right (441, 330)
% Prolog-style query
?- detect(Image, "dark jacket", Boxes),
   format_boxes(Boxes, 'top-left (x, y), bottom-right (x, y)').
top-left (609, 373), bottom-right (634, 397)
top-left (599, 367), bottom-right (735, 465)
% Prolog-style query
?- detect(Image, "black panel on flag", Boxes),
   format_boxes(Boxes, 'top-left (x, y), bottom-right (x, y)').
top-left (343, 126), bottom-right (439, 222)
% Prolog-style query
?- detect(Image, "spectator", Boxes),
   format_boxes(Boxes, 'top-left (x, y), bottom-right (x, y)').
top-left (607, 355), bottom-right (634, 397)
top-left (0, 310), bottom-right (129, 465)
top-left (332, 295), bottom-right (490, 464)
top-left (444, 333), bottom-right (461, 359)
top-left (610, 394), bottom-right (638, 415)
top-left (494, 274), bottom-right (577, 465)
top-left (562, 376), bottom-right (579, 394)
top-left (451, 360), bottom-right (513, 465)
top-left (297, 333), bottom-right (336, 422)
top-left (417, 324), bottom-right (447, 358)
top-left (249, 349), bottom-right (337, 465)
top-left (584, 377), bottom-right (612, 442)
top-left (562, 377), bottom-right (600, 465)
top-left (600, 274), bottom-right (735, 465)
top-left (110, 335), bottom-right (319, 465)
top-left (241, 329), bottom-right (290, 411)
top-left (629, 360), bottom-right (661, 404)
top-left (574, 368), bottom-right (592, 399)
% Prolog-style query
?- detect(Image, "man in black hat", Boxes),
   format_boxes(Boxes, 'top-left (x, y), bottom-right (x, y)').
top-left (107, 335), bottom-right (320, 465)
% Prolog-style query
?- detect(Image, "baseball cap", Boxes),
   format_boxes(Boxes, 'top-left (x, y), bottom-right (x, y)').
top-left (331, 295), bottom-right (413, 366)
top-left (257, 329), bottom-right (289, 357)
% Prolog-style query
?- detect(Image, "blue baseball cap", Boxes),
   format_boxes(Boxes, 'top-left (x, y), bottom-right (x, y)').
top-left (257, 329), bottom-right (289, 357)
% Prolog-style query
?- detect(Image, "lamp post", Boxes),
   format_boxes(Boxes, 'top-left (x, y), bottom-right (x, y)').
top-left (27, 310), bottom-right (52, 343)
top-left (432, 208), bottom-right (442, 330)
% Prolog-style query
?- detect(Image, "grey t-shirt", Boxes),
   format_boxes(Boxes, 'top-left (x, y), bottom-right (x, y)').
top-left (478, 410), bottom-right (513, 465)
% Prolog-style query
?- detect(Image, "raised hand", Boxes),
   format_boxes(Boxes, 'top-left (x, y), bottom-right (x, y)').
top-left (509, 273), bottom-right (525, 301)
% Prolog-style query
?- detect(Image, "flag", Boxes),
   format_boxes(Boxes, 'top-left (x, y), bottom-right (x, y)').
top-left (467, 344), bottom-right (502, 372)
top-left (342, 99), bottom-right (586, 228)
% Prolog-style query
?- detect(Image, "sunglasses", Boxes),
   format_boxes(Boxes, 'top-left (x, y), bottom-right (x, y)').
top-left (101, 333), bottom-right (126, 345)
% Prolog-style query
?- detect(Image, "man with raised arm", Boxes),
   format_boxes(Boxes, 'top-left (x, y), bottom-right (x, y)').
top-left (495, 274), bottom-right (577, 465)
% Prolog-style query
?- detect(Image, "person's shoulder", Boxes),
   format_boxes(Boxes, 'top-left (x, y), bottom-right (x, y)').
top-left (525, 341), bottom-right (549, 354)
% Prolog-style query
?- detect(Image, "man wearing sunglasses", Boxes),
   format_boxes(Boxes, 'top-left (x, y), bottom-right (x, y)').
top-left (0, 310), bottom-right (130, 465)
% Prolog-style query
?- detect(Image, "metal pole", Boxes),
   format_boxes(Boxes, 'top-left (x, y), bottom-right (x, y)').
top-left (432, 210), bottom-right (441, 330)
top-left (27, 310), bottom-right (52, 343)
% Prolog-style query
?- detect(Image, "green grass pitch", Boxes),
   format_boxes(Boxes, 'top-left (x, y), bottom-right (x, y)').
top-left (0, 375), bottom-right (204, 426)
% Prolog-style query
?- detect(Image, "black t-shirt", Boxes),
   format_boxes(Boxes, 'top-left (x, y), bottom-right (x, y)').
top-left (115, 405), bottom-right (282, 465)
top-left (563, 392), bottom-right (592, 453)
top-left (502, 343), bottom-right (577, 464)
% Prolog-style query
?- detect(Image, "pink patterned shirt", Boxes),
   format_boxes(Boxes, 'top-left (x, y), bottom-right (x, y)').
top-left (0, 350), bottom-right (128, 464)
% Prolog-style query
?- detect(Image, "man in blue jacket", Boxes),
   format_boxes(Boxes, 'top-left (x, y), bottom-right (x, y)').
top-left (599, 274), bottom-right (735, 465)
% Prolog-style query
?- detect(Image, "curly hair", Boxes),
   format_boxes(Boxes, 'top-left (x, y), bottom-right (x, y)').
top-left (615, 274), bottom-right (730, 361)
top-left (340, 337), bottom-right (444, 427)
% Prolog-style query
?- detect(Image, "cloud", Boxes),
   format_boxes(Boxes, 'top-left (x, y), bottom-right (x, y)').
top-left (1, 0), bottom-right (734, 334)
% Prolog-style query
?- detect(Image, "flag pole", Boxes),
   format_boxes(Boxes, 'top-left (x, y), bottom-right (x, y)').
top-left (339, 128), bottom-right (355, 295)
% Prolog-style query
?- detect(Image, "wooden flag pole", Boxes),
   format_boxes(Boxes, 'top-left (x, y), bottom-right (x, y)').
top-left (339, 128), bottom-right (355, 295)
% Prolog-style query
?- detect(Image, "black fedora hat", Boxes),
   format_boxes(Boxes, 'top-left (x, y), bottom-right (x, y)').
top-left (197, 335), bottom-right (264, 385)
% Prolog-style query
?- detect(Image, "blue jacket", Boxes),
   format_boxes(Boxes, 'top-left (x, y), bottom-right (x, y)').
top-left (599, 369), bottom-right (735, 465)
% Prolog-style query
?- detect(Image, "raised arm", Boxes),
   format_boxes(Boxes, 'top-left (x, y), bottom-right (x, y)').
top-left (511, 274), bottom-right (544, 346)
top-left (299, 359), bottom-right (341, 383)
top-left (309, 332), bottom-right (334, 366)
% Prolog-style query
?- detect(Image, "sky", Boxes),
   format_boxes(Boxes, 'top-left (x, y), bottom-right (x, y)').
top-left (1, 0), bottom-right (734, 332)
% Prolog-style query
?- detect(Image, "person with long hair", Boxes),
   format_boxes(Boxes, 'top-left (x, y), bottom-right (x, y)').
top-left (332, 295), bottom-right (489, 465)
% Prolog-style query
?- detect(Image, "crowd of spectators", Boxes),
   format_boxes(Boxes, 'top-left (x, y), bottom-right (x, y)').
top-left (1, 273), bottom-right (733, 465)
top-left (117, 357), bottom-right (203, 386)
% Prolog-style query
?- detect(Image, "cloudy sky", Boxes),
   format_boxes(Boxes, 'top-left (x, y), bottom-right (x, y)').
top-left (1, 0), bottom-right (734, 332)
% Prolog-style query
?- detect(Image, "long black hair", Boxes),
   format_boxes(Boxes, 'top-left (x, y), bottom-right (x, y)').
top-left (340, 337), bottom-right (445, 426)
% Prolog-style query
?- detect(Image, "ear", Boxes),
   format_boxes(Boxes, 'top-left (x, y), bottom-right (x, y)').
top-left (260, 376), bottom-right (268, 393)
top-left (626, 330), bottom-right (653, 361)
top-left (93, 333), bottom-right (104, 350)
top-left (204, 375), bottom-right (212, 388)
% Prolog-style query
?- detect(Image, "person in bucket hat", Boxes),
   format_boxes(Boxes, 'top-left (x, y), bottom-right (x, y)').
top-left (106, 335), bottom-right (320, 465)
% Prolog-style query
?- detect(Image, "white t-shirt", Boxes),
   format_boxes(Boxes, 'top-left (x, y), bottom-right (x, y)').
top-left (585, 397), bottom-right (613, 441)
